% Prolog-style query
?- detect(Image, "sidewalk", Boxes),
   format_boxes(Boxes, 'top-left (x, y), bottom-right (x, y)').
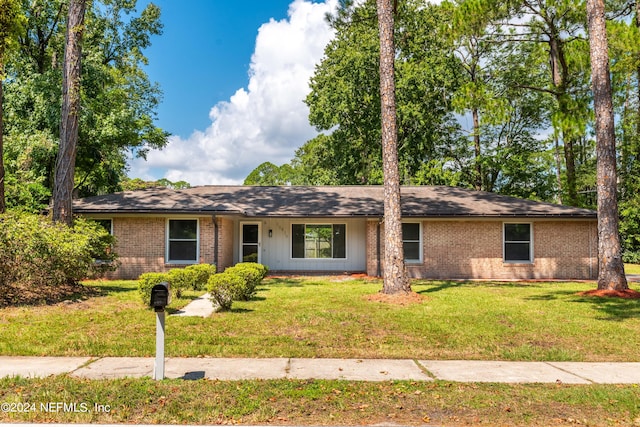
top-left (1, 356), bottom-right (639, 384)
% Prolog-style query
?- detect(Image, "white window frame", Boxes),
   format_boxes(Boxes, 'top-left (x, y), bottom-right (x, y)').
top-left (166, 218), bottom-right (200, 264)
top-left (291, 223), bottom-right (347, 260)
top-left (402, 221), bottom-right (423, 263)
top-left (503, 222), bottom-right (533, 263)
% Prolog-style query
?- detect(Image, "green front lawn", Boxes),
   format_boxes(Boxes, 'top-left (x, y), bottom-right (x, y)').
top-left (2, 276), bottom-right (639, 426)
top-left (626, 263), bottom-right (640, 274)
top-left (1, 277), bottom-right (638, 361)
top-left (1, 376), bottom-right (638, 426)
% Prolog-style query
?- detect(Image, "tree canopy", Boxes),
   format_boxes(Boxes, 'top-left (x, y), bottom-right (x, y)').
top-left (2, 0), bottom-right (167, 212)
top-left (243, 0), bottom-right (640, 262)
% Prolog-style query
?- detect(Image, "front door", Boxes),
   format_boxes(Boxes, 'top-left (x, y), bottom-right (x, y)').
top-left (240, 222), bottom-right (261, 263)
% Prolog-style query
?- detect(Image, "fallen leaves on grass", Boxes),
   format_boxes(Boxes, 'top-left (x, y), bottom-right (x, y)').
top-left (365, 291), bottom-right (427, 306)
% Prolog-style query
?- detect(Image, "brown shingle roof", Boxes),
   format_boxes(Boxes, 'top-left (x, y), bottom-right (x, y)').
top-left (73, 185), bottom-right (596, 218)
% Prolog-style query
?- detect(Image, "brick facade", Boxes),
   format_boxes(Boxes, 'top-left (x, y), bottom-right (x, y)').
top-left (366, 219), bottom-right (597, 280)
top-left (105, 216), bottom-right (597, 280)
top-left (106, 216), bottom-right (218, 279)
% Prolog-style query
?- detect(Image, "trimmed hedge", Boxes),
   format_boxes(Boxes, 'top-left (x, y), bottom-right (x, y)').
top-left (138, 272), bottom-right (170, 305)
top-left (138, 262), bottom-right (267, 311)
top-left (207, 262), bottom-right (269, 311)
top-left (225, 262), bottom-right (268, 301)
top-left (139, 264), bottom-right (216, 304)
top-left (167, 269), bottom-right (191, 299)
top-left (207, 271), bottom-right (246, 311)
top-left (185, 263), bottom-right (217, 290)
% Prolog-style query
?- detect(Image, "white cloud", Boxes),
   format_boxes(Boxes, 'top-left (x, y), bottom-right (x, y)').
top-left (129, 0), bottom-right (338, 185)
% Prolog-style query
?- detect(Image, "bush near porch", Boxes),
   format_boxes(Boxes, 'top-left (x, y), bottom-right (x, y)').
top-left (207, 262), bottom-right (269, 310)
top-left (138, 263), bottom-right (217, 303)
top-left (137, 262), bottom-right (268, 310)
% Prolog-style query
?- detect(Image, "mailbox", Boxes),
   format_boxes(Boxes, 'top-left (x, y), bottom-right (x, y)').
top-left (150, 282), bottom-right (171, 311)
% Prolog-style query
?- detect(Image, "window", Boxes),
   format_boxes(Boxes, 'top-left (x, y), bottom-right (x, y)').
top-left (167, 219), bottom-right (198, 263)
top-left (94, 219), bottom-right (113, 234)
top-left (292, 224), bottom-right (346, 259)
top-left (504, 223), bottom-right (532, 262)
top-left (402, 223), bottom-right (422, 262)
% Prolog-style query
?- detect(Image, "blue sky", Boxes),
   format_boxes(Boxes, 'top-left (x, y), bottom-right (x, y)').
top-left (130, 0), bottom-right (338, 185)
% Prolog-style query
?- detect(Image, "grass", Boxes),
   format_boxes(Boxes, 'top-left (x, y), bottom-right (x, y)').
top-left (2, 275), bottom-right (640, 426)
top-left (0, 276), bottom-right (639, 361)
top-left (626, 263), bottom-right (640, 274)
top-left (0, 376), bottom-right (639, 426)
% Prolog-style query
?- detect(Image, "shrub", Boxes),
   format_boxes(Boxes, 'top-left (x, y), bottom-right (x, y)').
top-left (237, 262), bottom-right (269, 280)
top-left (185, 263), bottom-right (217, 290)
top-left (167, 268), bottom-right (194, 298)
top-left (75, 218), bottom-right (119, 278)
top-left (207, 272), bottom-right (245, 311)
top-left (225, 263), bottom-right (267, 301)
top-left (0, 212), bottom-right (117, 289)
top-left (138, 272), bottom-right (170, 305)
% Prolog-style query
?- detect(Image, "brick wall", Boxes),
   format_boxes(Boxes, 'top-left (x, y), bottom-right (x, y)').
top-left (105, 217), bottom-right (166, 279)
top-left (105, 216), bottom-right (597, 280)
top-left (106, 216), bottom-right (220, 279)
top-left (366, 219), bottom-right (597, 280)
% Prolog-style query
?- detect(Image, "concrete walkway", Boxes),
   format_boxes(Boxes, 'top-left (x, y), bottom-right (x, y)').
top-left (171, 293), bottom-right (215, 317)
top-left (1, 356), bottom-right (639, 384)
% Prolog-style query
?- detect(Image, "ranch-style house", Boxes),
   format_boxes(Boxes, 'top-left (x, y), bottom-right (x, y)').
top-left (73, 185), bottom-right (598, 280)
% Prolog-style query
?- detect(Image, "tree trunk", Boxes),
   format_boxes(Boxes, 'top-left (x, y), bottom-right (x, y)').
top-left (52, 0), bottom-right (86, 225)
top-left (472, 107), bottom-right (482, 191)
top-left (0, 78), bottom-right (5, 214)
top-left (636, 1), bottom-right (640, 154)
top-left (553, 135), bottom-right (563, 204)
top-left (377, 0), bottom-right (410, 295)
top-left (563, 134), bottom-right (578, 205)
top-left (586, 0), bottom-right (628, 291)
top-left (549, 27), bottom-right (578, 206)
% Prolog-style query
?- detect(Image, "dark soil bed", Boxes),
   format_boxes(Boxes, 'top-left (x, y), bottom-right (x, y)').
top-left (0, 282), bottom-right (100, 308)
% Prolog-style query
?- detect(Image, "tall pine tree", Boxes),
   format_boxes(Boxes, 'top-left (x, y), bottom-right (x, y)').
top-left (586, 0), bottom-right (628, 291)
top-left (53, 0), bottom-right (85, 224)
top-left (377, 0), bottom-right (410, 294)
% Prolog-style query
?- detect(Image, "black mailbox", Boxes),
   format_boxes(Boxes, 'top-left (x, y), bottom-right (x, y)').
top-left (150, 282), bottom-right (171, 311)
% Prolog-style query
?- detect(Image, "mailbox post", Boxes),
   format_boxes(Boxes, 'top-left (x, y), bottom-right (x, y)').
top-left (150, 282), bottom-right (171, 380)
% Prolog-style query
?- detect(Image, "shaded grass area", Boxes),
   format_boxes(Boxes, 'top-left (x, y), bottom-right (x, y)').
top-left (0, 376), bottom-right (638, 426)
top-left (1, 277), bottom-right (639, 361)
top-left (0, 280), bottom-right (100, 308)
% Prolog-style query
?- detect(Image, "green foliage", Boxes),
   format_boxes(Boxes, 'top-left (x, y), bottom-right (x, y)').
top-left (137, 272), bottom-right (170, 305)
top-left (0, 212), bottom-right (117, 289)
top-left (0, 0), bottom-right (22, 63)
top-left (299, 0), bottom-right (464, 185)
top-left (206, 263), bottom-right (268, 309)
top-left (184, 263), bottom-right (216, 290)
top-left (120, 177), bottom-right (191, 191)
top-left (206, 272), bottom-right (246, 311)
top-left (243, 162), bottom-right (294, 185)
top-left (167, 268), bottom-right (192, 299)
top-left (75, 218), bottom-right (119, 277)
top-left (225, 262), bottom-right (269, 301)
top-left (2, 0), bottom-right (168, 201)
top-left (167, 264), bottom-right (215, 297)
top-left (620, 195), bottom-right (640, 263)
top-left (2, 132), bottom-right (55, 212)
